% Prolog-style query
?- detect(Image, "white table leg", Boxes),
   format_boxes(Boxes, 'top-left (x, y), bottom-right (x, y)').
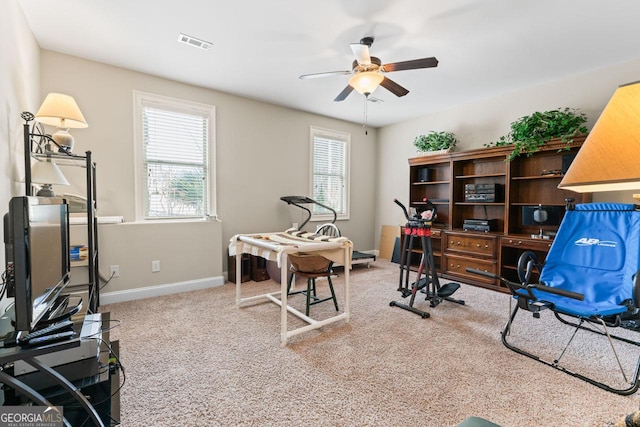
top-left (235, 249), bottom-right (242, 306)
top-left (345, 246), bottom-right (350, 322)
top-left (280, 252), bottom-right (289, 346)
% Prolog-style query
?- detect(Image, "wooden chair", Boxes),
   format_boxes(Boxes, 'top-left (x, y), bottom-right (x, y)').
top-left (286, 253), bottom-right (339, 316)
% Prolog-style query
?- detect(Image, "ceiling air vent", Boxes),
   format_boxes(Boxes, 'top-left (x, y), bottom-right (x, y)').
top-left (177, 33), bottom-right (212, 51)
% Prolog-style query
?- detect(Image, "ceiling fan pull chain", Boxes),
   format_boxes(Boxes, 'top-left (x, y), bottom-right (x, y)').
top-left (363, 95), bottom-right (368, 135)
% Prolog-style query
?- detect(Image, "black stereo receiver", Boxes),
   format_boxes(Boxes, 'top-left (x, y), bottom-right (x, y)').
top-left (463, 218), bottom-right (497, 232)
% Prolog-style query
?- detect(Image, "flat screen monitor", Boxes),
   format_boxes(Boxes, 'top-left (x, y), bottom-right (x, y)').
top-left (4, 196), bottom-right (70, 332)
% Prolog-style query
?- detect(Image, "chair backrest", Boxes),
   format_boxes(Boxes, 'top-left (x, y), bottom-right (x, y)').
top-left (316, 223), bottom-right (341, 238)
top-left (540, 203), bottom-right (640, 307)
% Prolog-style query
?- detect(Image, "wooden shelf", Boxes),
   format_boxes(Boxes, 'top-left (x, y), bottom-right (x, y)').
top-left (456, 173), bottom-right (506, 179)
top-left (510, 202), bottom-right (566, 206)
top-left (413, 200), bottom-right (449, 205)
top-left (407, 136), bottom-right (590, 292)
top-left (512, 174), bottom-right (563, 180)
top-left (412, 180), bottom-right (450, 185)
top-left (456, 202), bottom-right (505, 206)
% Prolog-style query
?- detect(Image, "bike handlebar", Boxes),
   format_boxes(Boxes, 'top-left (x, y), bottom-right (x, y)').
top-left (393, 199), bottom-right (411, 221)
top-left (393, 198), bottom-right (437, 222)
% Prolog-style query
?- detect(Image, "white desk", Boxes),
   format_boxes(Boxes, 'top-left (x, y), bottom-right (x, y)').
top-left (229, 231), bottom-right (352, 345)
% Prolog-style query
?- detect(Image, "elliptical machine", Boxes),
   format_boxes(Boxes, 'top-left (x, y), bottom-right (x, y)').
top-left (390, 199), bottom-right (465, 318)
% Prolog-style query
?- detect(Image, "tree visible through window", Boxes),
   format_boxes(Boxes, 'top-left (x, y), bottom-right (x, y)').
top-left (135, 92), bottom-right (215, 219)
top-left (310, 127), bottom-right (350, 220)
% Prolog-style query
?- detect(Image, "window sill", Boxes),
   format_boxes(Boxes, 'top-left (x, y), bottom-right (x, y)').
top-left (309, 215), bottom-right (350, 222)
top-left (129, 216), bottom-right (221, 225)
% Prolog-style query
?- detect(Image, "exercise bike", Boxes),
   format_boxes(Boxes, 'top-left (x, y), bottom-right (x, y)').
top-left (390, 199), bottom-right (464, 318)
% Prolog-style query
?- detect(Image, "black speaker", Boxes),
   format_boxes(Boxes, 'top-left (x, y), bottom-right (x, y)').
top-left (417, 167), bottom-right (431, 182)
top-left (251, 255), bottom-right (270, 282)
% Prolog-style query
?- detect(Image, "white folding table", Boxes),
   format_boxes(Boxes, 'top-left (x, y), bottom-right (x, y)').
top-left (229, 231), bottom-right (352, 345)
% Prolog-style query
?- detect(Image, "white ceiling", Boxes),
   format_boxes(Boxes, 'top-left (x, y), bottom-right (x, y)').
top-left (17, 0), bottom-right (640, 128)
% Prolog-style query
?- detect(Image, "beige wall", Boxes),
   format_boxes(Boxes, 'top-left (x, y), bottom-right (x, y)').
top-left (39, 51), bottom-right (377, 295)
top-left (0, 0), bottom-right (40, 313)
top-left (375, 59), bottom-right (640, 247)
top-left (0, 1), bottom-right (40, 266)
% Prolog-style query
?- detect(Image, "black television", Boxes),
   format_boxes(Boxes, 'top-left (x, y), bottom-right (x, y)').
top-left (3, 196), bottom-right (70, 332)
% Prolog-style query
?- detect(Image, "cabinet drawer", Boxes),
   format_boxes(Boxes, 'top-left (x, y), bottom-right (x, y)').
top-left (501, 236), bottom-right (553, 251)
top-left (444, 255), bottom-right (497, 284)
top-left (445, 232), bottom-right (498, 257)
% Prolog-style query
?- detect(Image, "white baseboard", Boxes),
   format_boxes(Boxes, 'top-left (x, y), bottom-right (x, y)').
top-left (100, 276), bottom-right (225, 305)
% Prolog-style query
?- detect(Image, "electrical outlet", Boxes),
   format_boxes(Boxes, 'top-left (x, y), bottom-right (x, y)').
top-left (109, 265), bottom-right (120, 278)
top-left (152, 260), bottom-right (160, 273)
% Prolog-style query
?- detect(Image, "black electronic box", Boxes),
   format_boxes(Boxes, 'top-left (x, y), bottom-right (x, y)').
top-left (462, 218), bottom-right (498, 232)
top-left (464, 184), bottom-right (502, 203)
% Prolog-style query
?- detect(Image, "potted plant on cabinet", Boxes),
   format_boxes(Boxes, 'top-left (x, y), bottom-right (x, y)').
top-left (413, 131), bottom-right (458, 155)
top-left (488, 108), bottom-right (588, 161)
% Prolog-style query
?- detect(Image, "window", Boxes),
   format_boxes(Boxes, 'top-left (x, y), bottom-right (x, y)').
top-left (309, 127), bottom-right (350, 221)
top-left (134, 91), bottom-right (215, 220)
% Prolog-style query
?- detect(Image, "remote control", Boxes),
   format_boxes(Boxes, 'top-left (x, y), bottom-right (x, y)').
top-left (25, 331), bottom-right (76, 347)
top-left (0, 331), bottom-right (19, 348)
top-left (17, 319), bottom-right (75, 345)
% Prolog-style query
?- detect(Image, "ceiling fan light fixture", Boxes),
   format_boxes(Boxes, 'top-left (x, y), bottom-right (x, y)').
top-left (349, 71), bottom-right (384, 95)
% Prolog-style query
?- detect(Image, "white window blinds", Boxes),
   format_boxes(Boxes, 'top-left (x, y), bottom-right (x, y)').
top-left (310, 127), bottom-right (350, 219)
top-left (139, 96), bottom-right (212, 219)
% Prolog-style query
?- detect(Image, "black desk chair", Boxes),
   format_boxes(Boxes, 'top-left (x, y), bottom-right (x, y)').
top-left (287, 253), bottom-right (339, 316)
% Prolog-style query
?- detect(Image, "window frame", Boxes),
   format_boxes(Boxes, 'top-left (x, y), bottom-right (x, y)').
top-left (133, 90), bottom-right (216, 221)
top-left (308, 126), bottom-right (351, 222)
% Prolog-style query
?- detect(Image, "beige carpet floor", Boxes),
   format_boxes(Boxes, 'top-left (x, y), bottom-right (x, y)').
top-left (103, 259), bottom-right (640, 426)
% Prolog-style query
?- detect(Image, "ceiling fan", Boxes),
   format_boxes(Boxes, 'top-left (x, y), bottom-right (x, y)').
top-left (299, 37), bottom-right (438, 102)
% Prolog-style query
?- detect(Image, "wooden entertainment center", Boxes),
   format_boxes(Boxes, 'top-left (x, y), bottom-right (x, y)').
top-left (404, 136), bottom-right (591, 293)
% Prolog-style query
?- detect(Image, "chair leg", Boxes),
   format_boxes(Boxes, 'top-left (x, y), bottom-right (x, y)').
top-left (287, 272), bottom-right (294, 294)
top-left (306, 278), bottom-right (313, 316)
top-left (328, 276), bottom-right (339, 312)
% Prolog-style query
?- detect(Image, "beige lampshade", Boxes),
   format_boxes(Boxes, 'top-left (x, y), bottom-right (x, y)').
top-left (35, 93), bottom-right (88, 129)
top-left (349, 71), bottom-right (384, 95)
top-left (30, 160), bottom-right (70, 186)
top-left (558, 81), bottom-right (640, 193)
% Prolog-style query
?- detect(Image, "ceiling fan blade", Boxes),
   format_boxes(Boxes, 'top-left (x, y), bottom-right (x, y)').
top-left (380, 77), bottom-right (409, 97)
top-left (299, 70), bottom-right (351, 79)
top-left (334, 85), bottom-right (354, 102)
top-left (382, 57), bottom-right (439, 73)
top-left (350, 43), bottom-right (371, 66)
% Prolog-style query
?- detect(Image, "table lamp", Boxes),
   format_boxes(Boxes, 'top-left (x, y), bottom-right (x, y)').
top-left (34, 93), bottom-right (88, 153)
top-left (30, 158), bottom-right (69, 197)
top-left (559, 81), bottom-right (640, 198)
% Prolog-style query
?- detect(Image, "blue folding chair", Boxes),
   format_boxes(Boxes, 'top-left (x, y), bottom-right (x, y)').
top-left (469, 202), bottom-right (640, 395)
